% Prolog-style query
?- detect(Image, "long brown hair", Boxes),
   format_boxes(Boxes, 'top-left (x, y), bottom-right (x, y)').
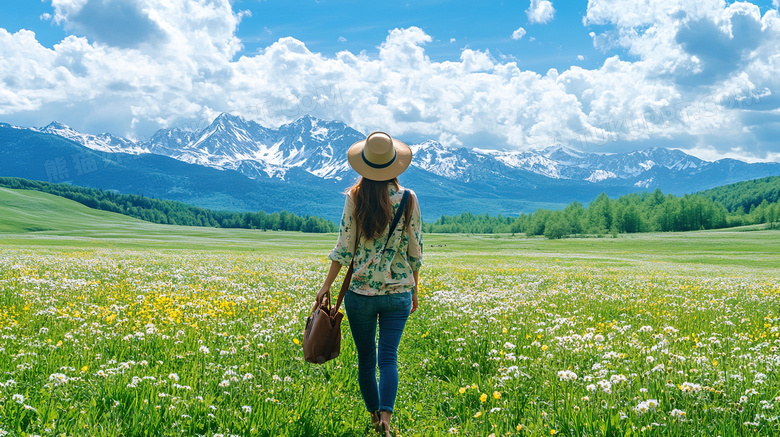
top-left (348, 177), bottom-right (415, 241)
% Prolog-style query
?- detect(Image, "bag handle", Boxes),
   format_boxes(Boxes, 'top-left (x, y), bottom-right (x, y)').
top-left (331, 189), bottom-right (409, 315)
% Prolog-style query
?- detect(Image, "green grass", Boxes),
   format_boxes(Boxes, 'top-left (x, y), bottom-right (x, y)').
top-left (1, 187), bottom-right (780, 436)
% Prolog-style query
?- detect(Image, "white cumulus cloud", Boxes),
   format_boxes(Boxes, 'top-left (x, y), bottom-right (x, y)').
top-left (527, 0), bottom-right (556, 24)
top-left (512, 27), bottom-right (527, 40)
top-left (0, 0), bottom-right (779, 163)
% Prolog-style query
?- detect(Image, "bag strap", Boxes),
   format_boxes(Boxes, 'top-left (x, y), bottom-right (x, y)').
top-left (331, 224), bottom-right (359, 316)
top-left (383, 189), bottom-right (410, 252)
top-left (332, 189), bottom-right (409, 315)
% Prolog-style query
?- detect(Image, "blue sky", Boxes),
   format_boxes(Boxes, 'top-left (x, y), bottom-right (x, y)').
top-left (2, 0), bottom-right (620, 71)
top-left (1, 0), bottom-right (780, 162)
top-left (231, 0), bottom-right (614, 72)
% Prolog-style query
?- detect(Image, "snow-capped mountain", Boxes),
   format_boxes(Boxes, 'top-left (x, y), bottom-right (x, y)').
top-left (29, 114), bottom-right (780, 196)
top-left (144, 114), bottom-right (359, 180)
top-left (36, 122), bottom-right (149, 155)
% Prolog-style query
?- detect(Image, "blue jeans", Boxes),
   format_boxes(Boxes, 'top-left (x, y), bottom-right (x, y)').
top-left (344, 290), bottom-right (412, 413)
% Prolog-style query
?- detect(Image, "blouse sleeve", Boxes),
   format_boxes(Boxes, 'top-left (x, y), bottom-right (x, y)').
top-left (328, 193), bottom-right (357, 266)
top-left (406, 191), bottom-right (423, 271)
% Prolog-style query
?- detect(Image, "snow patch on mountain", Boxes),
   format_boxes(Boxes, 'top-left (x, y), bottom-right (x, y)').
top-left (586, 170), bottom-right (617, 183)
top-left (635, 178), bottom-right (655, 188)
top-left (639, 160), bottom-right (656, 171)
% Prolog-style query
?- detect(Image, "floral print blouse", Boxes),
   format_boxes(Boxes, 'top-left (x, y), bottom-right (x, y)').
top-left (328, 184), bottom-right (423, 296)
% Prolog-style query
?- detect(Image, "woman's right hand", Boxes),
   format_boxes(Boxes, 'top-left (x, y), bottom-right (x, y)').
top-left (410, 290), bottom-right (418, 314)
top-left (316, 284), bottom-right (330, 305)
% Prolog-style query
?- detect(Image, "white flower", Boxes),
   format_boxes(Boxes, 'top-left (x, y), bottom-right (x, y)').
top-left (449, 428), bottom-right (458, 434)
top-left (243, 373), bottom-right (254, 380)
top-left (634, 402), bottom-right (650, 415)
top-left (610, 374), bottom-right (627, 384)
top-left (168, 373), bottom-right (179, 382)
top-left (638, 326), bottom-right (653, 333)
top-left (594, 334), bottom-right (605, 342)
top-left (48, 373), bottom-right (68, 385)
top-left (680, 382), bottom-right (701, 393)
top-left (219, 380), bottom-right (230, 387)
top-left (586, 384), bottom-right (596, 392)
top-left (557, 370), bottom-right (578, 382)
top-left (745, 388), bottom-right (758, 396)
top-left (242, 405), bottom-right (252, 414)
top-left (504, 341), bottom-right (516, 349)
top-left (199, 345), bottom-right (210, 354)
top-left (670, 409), bottom-right (686, 418)
top-left (12, 394), bottom-right (24, 404)
top-left (646, 356), bottom-right (655, 363)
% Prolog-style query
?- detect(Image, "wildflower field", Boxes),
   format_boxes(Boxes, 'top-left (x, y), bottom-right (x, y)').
top-left (1, 189), bottom-right (780, 436)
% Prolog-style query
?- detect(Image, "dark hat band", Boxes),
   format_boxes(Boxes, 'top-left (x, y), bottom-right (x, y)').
top-left (361, 149), bottom-right (397, 169)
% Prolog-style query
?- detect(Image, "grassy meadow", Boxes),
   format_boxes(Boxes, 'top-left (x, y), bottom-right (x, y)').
top-left (1, 187), bottom-right (779, 436)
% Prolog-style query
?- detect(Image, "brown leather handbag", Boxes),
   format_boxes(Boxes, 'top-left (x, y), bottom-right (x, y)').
top-left (303, 189), bottom-right (410, 364)
top-left (303, 259), bottom-right (353, 364)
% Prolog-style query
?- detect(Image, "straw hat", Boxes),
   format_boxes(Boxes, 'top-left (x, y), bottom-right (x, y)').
top-left (347, 131), bottom-right (412, 181)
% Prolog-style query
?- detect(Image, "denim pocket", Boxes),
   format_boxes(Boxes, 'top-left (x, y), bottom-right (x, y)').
top-left (387, 292), bottom-right (412, 312)
top-left (345, 290), bottom-right (370, 313)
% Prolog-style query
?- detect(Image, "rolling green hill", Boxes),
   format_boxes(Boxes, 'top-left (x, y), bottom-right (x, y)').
top-left (0, 186), bottom-right (153, 233)
top-left (0, 187), bottom-right (340, 251)
top-left (0, 177), bottom-right (336, 232)
top-left (697, 175), bottom-right (780, 212)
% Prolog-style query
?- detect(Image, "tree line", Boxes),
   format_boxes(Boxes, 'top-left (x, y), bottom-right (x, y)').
top-left (698, 175), bottom-right (780, 214)
top-left (5, 175), bottom-right (778, 238)
top-left (423, 186), bottom-right (780, 238)
top-left (0, 177), bottom-right (337, 233)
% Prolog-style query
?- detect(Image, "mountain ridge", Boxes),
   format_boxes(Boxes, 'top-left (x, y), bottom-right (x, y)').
top-left (26, 114), bottom-right (780, 190)
top-left (3, 115), bottom-right (780, 221)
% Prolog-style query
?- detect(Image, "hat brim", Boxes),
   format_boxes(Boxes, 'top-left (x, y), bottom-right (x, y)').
top-left (347, 137), bottom-right (413, 181)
